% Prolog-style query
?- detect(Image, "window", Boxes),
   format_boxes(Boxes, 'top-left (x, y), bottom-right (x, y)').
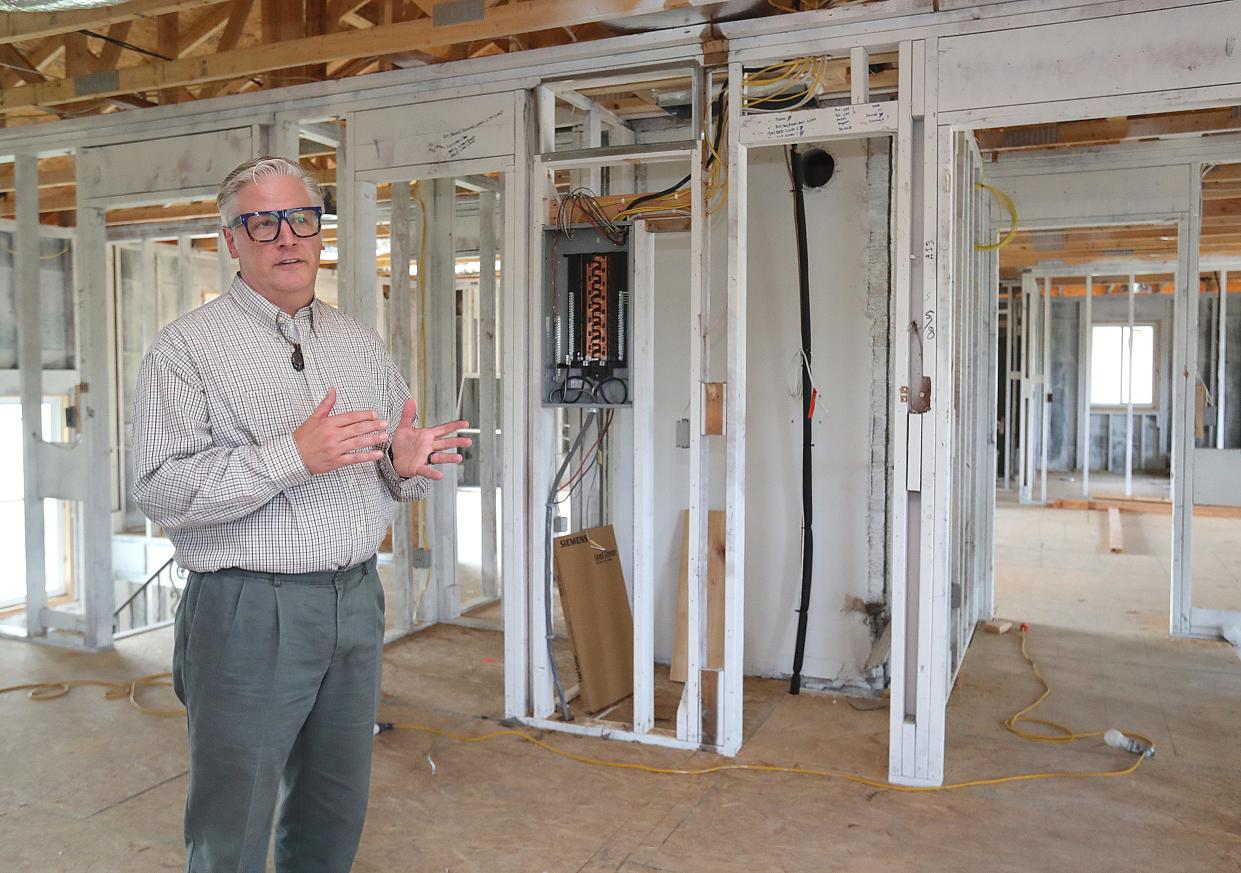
top-left (1090, 324), bottom-right (1155, 407)
top-left (0, 398), bottom-right (70, 608)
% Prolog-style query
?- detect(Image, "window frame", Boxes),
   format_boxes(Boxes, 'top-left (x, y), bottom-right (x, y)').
top-left (1089, 319), bottom-right (1161, 413)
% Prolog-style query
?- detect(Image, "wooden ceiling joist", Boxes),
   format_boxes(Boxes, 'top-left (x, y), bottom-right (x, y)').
top-left (978, 107), bottom-right (1241, 153)
top-left (0, 0), bottom-right (223, 46)
top-left (0, 0), bottom-right (712, 115)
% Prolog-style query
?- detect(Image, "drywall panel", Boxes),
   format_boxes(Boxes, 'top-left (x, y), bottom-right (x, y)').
top-left (77, 128), bottom-right (255, 202)
top-left (351, 93), bottom-right (515, 174)
top-left (1194, 448), bottom-right (1241, 506)
top-left (938, 2), bottom-right (1241, 113)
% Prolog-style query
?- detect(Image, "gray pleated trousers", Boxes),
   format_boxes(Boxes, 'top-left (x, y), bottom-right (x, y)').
top-left (172, 556), bottom-right (383, 873)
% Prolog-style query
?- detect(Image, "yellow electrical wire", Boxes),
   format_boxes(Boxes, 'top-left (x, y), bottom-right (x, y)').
top-left (388, 628), bottom-right (1150, 792)
top-left (0, 627), bottom-right (1150, 791)
top-left (388, 717), bottom-right (1143, 791)
top-left (0, 673), bottom-right (183, 717)
top-left (611, 55), bottom-right (824, 225)
top-left (975, 181), bottom-right (1019, 251)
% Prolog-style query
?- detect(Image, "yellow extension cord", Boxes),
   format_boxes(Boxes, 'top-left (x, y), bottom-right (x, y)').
top-left (0, 628), bottom-right (1150, 793)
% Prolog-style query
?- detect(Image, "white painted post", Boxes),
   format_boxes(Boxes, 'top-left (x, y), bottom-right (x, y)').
top-left (850, 47), bottom-right (870, 105)
top-left (429, 177), bottom-right (459, 623)
top-left (77, 197), bottom-right (114, 650)
top-left (677, 135), bottom-right (708, 746)
top-left (141, 237), bottom-right (158, 540)
top-left (721, 60), bottom-right (748, 756)
top-left (530, 86), bottom-right (558, 720)
top-left (389, 180), bottom-right (416, 636)
top-left (1002, 283), bottom-right (1013, 491)
top-left (478, 190), bottom-right (500, 602)
top-left (1126, 272), bottom-right (1136, 497)
top-left (888, 39), bottom-right (917, 784)
top-left (1039, 276), bottom-right (1050, 504)
top-left (888, 36), bottom-right (949, 787)
top-left (348, 180), bottom-right (379, 329)
top-left (15, 153), bottom-right (46, 639)
top-left (1171, 179), bottom-right (1201, 636)
top-left (1019, 272), bottom-right (1035, 503)
top-left (1083, 275), bottom-right (1093, 497)
top-left (177, 234), bottom-right (194, 316)
top-left (631, 220), bottom-right (655, 735)
top-left (984, 234), bottom-right (1000, 621)
top-left (503, 92), bottom-right (532, 720)
top-left (337, 118), bottom-right (354, 315)
top-left (584, 108), bottom-right (603, 194)
top-left (921, 80), bottom-right (951, 787)
top-left (267, 117), bottom-right (300, 162)
top-left (1218, 269), bottom-right (1228, 449)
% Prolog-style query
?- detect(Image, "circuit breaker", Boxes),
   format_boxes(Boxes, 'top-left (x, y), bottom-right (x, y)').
top-left (542, 223), bottom-right (633, 407)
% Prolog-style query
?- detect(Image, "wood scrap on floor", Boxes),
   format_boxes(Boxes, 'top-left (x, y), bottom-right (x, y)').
top-left (1108, 507), bottom-right (1124, 553)
top-left (983, 620), bottom-right (1013, 635)
top-left (1049, 497), bottom-right (1241, 519)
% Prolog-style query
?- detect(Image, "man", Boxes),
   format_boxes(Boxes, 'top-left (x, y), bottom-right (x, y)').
top-left (132, 155), bottom-right (471, 872)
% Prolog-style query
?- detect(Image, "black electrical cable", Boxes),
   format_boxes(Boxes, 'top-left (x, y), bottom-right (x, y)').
top-left (622, 89), bottom-right (727, 214)
top-left (79, 29), bottom-right (172, 62)
top-left (788, 144), bottom-right (815, 696)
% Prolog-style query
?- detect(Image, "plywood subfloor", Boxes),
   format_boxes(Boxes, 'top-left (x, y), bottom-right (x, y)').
top-left (2, 501), bottom-right (1240, 871)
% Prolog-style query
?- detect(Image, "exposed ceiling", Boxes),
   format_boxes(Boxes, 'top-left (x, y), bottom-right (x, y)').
top-left (0, 0), bottom-right (820, 125)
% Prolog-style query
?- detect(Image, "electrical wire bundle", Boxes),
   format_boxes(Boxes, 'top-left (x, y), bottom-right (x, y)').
top-left (742, 55), bottom-right (832, 112)
top-left (613, 55), bottom-right (833, 222)
top-left (543, 409), bottom-right (615, 721)
top-left (557, 187), bottom-right (628, 245)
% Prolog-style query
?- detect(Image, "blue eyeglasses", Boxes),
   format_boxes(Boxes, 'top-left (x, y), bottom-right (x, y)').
top-left (229, 206), bottom-right (323, 242)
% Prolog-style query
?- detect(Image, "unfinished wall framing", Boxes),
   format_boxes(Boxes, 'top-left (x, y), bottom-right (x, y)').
top-left (0, 0), bottom-right (1238, 788)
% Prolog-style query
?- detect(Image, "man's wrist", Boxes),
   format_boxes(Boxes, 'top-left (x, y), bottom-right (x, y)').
top-left (386, 444), bottom-right (409, 479)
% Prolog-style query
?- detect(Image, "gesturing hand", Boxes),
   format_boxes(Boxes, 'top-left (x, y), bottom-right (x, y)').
top-left (389, 399), bottom-right (472, 481)
top-left (293, 388), bottom-right (390, 475)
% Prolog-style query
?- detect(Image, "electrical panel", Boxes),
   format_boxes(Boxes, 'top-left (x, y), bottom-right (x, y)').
top-left (542, 224), bottom-right (633, 407)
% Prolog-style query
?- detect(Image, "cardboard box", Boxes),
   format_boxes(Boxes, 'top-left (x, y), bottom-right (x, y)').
top-left (553, 525), bottom-right (633, 713)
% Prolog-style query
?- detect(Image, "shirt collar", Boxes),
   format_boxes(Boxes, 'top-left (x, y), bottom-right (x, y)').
top-left (228, 273), bottom-right (317, 334)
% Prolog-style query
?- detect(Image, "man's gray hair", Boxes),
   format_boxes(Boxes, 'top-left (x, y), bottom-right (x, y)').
top-left (217, 156), bottom-right (324, 225)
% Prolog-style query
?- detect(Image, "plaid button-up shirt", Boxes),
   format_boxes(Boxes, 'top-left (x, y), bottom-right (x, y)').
top-left (132, 274), bottom-right (429, 573)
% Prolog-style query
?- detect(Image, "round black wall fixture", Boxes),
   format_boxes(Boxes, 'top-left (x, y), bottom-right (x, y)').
top-left (800, 148), bottom-right (836, 188)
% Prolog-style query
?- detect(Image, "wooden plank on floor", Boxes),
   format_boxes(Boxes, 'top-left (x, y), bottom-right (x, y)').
top-left (1049, 497), bottom-right (1241, 519)
top-left (1108, 507), bottom-right (1124, 553)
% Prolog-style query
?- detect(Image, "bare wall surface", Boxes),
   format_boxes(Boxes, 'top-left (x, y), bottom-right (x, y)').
top-left (740, 139), bottom-right (879, 684)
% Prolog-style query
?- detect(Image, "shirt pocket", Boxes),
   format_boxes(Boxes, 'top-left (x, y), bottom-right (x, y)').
top-left (326, 356), bottom-right (385, 418)
top-left (216, 354), bottom-right (310, 444)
